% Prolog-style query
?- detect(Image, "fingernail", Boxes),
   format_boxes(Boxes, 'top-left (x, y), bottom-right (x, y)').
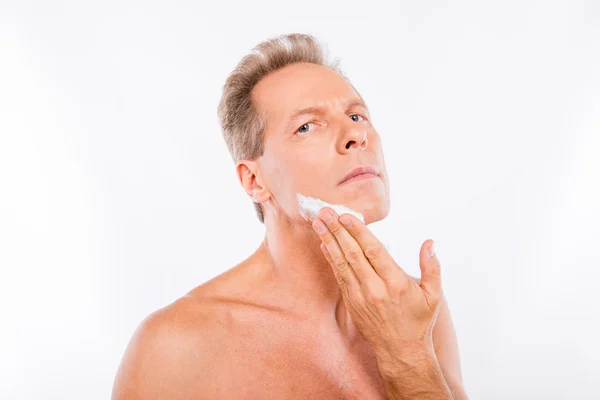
top-left (340, 215), bottom-right (352, 228)
top-left (428, 241), bottom-right (436, 258)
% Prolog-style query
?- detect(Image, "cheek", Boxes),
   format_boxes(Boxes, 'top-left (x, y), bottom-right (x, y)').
top-left (271, 145), bottom-right (334, 198)
top-left (291, 149), bottom-right (330, 176)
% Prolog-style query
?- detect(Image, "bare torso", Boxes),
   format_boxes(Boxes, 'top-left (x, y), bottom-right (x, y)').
top-left (175, 260), bottom-right (390, 399)
top-left (113, 250), bottom-right (468, 400)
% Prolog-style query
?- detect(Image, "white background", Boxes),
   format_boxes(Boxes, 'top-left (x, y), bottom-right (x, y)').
top-left (1, 1), bottom-right (599, 399)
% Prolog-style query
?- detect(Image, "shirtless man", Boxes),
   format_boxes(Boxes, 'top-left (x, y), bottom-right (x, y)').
top-left (112, 33), bottom-right (468, 399)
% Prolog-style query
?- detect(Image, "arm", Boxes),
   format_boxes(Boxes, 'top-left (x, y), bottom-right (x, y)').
top-left (377, 296), bottom-right (470, 400)
top-left (431, 293), bottom-right (469, 400)
top-left (406, 276), bottom-right (468, 399)
top-left (378, 343), bottom-right (454, 400)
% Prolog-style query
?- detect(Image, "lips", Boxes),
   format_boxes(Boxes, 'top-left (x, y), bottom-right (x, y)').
top-left (339, 165), bottom-right (379, 185)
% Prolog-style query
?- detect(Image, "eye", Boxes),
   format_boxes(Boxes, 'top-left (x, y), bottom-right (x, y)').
top-left (296, 122), bottom-right (315, 135)
top-left (350, 114), bottom-right (365, 122)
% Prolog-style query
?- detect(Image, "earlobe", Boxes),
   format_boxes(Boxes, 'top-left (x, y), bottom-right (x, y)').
top-left (251, 179), bottom-right (271, 204)
top-left (251, 189), bottom-right (262, 203)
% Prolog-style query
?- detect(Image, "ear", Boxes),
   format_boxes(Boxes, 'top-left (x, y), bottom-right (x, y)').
top-left (236, 160), bottom-right (270, 204)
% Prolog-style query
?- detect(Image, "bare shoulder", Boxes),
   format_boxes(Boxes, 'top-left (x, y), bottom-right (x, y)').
top-left (111, 295), bottom-right (225, 400)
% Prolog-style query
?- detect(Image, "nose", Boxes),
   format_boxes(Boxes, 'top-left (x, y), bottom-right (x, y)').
top-left (341, 120), bottom-right (368, 152)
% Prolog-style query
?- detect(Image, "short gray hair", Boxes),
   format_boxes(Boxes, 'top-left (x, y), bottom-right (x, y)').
top-left (217, 33), bottom-right (348, 223)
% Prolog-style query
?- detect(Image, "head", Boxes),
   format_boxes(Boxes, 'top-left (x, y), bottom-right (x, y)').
top-left (218, 33), bottom-right (390, 226)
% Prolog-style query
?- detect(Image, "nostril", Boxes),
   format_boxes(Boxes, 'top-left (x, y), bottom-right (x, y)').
top-left (345, 140), bottom-right (366, 150)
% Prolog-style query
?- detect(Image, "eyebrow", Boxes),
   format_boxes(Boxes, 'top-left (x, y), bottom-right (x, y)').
top-left (285, 98), bottom-right (370, 127)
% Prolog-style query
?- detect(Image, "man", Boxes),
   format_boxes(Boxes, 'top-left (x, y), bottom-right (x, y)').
top-left (112, 33), bottom-right (468, 399)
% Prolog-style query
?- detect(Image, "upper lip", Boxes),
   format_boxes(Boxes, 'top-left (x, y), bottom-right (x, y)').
top-left (339, 165), bottom-right (379, 185)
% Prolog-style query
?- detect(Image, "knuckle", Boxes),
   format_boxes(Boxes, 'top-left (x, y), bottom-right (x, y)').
top-left (333, 271), bottom-right (347, 289)
top-left (334, 258), bottom-right (349, 271)
top-left (345, 248), bottom-right (363, 264)
top-left (387, 278), bottom-right (406, 293)
top-left (366, 289), bottom-right (386, 304)
top-left (431, 292), bottom-right (443, 306)
top-left (322, 236), bottom-right (336, 246)
top-left (329, 223), bottom-right (345, 235)
top-left (425, 293), bottom-right (442, 312)
top-left (364, 245), bottom-right (382, 260)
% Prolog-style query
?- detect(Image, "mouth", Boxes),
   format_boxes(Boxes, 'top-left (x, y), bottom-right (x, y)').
top-left (340, 172), bottom-right (379, 185)
top-left (339, 165), bottom-right (380, 185)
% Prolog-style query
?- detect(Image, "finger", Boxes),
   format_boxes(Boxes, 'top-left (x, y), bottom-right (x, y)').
top-left (318, 208), bottom-right (385, 292)
top-left (320, 242), bottom-right (357, 300)
top-left (337, 212), bottom-right (410, 285)
top-left (312, 217), bottom-right (359, 292)
top-left (320, 242), bottom-right (333, 263)
top-left (419, 239), bottom-right (443, 305)
top-left (320, 243), bottom-right (343, 286)
top-left (320, 243), bottom-right (336, 276)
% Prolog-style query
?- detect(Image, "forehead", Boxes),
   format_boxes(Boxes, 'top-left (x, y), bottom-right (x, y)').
top-left (252, 62), bottom-right (360, 124)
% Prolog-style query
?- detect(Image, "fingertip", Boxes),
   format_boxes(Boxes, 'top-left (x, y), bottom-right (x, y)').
top-left (339, 213), bottom-right (354, 229)
top-left (321, 206), bottom-right (336, 217)
top-left (428, 240), bottom-right (436, 258)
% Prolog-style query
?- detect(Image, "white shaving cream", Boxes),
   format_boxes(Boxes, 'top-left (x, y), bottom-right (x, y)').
top-left (296, 193), bottom-right (365, 223)
top-left (297, 193), bottom-right (391, 251)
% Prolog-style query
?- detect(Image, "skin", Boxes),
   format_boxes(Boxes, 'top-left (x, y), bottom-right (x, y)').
top-left (112, 62), bottom-right (468, 399)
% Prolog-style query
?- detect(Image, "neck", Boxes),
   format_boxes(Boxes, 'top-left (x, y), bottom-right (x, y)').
top-left (250, 210), bottom-right (353, 335)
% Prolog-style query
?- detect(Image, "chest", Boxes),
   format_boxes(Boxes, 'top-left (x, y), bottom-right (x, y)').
top-left (212, 328), bottom-right (389, 399)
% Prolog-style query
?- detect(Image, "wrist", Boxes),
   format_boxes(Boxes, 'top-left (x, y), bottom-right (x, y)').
top-left (378, 350), bottom-right (453, 400)
top-left (375, 340), bottom-right (437, 379)
top-left (377, 345), bottom-right (438, 380)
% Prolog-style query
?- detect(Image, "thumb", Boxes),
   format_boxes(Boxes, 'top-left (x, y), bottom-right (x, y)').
top-left (419, 239), bottom-right (443, 301)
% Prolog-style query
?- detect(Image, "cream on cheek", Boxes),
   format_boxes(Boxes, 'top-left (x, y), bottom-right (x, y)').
top-left (296, 193), bottom-right (365, 223)
top-left (296, 193), bottom-right (392, 251)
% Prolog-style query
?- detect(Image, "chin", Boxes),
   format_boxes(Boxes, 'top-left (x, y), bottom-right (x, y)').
top-left (352, 197), bottom-right (390, 225)
top-left (363, 209), bottom-right (389, 225)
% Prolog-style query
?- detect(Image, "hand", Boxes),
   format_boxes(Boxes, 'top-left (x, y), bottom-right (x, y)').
top-left (312, 207), bottom-right (444, 363)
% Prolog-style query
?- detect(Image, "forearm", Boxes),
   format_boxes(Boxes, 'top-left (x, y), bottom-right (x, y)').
top-left (378, 347), bottom-right (454, 400)
top-left (438, 365), bottom-right (469, 400)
